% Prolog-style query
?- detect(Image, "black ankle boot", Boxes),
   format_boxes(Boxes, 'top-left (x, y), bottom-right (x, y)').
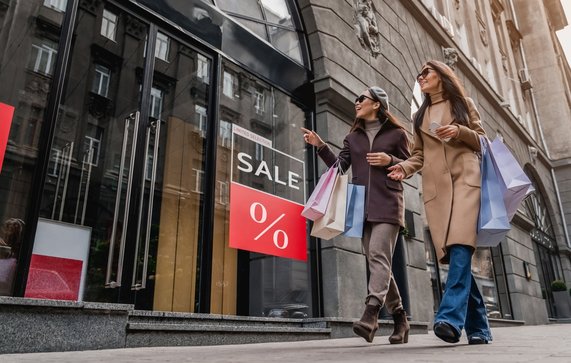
top-left (352, 304), bottom-right (381, 343)
top-left (433, 321), bottom-right (460, 343)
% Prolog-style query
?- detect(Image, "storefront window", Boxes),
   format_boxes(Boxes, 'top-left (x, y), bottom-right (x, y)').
top-left (0, 0), bottom-right (66, 296)
top-left (214, 0), bottom-right (303, 63)
top-left (434, 249), bottom-right (503, 319)
top-left (211, 60), bottom-right (311, 317)
top-left (471, 249), bottom-right (502, 318)
top-left (424, 228), bottom-right (510, 319)
top-left (29, 2), bottom-right (214, 310)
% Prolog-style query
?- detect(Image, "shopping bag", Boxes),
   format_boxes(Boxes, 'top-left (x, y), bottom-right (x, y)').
top-left (311, 174), bottom-right (348, 240)
top-left (489, 137), bottom-right (534, 221)
top-left (477, 137), bottom-right (511, 247)
top-left (343, 183), bottom-right (365, 238)
top-left (301, 164), bottom-right (339, 221)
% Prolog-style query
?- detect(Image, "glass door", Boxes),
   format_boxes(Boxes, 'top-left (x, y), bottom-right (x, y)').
top-left (141, 30), bottom-right (211, 312)
top-left (32, 1), bottom-right (211, 311)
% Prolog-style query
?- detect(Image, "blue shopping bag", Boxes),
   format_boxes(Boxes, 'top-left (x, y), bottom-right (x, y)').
top-left (477, 137), bottom-right (511, 247)
top-left (343, 184), bottom-right (365, 238)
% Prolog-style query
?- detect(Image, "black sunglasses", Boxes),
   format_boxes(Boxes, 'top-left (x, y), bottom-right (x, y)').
top-left (355, 94), bottom-right (376, 104)
top-left (416, 67), bottom-right (434, 81)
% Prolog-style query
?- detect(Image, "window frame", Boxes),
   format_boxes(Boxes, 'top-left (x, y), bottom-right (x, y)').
top-left (92, 64), bottom-right (111, 98)
top-left (43, 0), bottom-right (67, 12)
top-left (155, 32), bottom-right (170, 61)
top-left (30, 41), bottom-right (58, 75)
top-left (101, 9), bottom-right (118, 41)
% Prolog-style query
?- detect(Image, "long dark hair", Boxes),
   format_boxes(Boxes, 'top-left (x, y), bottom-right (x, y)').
top-left (350, 89), bottom-right (406, 133)
top-left (413, 60), bottom-right (470, 135)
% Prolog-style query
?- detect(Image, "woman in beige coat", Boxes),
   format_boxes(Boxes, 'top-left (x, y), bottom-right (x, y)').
top-left (388, 60), bottom-right (492, 345)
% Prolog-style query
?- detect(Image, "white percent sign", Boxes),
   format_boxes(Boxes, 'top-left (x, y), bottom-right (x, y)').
top-left (249, 202), bottom-right (289, 249)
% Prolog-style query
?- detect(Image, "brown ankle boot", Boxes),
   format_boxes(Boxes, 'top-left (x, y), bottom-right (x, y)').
top-left (352, 304), bottom-right (381, 343)
top-left (389, 308), bottom-right (410, 344)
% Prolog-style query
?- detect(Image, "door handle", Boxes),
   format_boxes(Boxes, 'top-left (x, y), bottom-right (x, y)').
top-left (106, 112), bottom-right (140, 288)
top-left (132, 119), bottom-right (161, 290)
top-left (51, 144), bottom-right (66, 220)
top-left (74, 146), bottom-right (94, 225)
top-left (59, 142), bottom-right (74, 221)
top-left (51, 142), bottom-right (74, 221)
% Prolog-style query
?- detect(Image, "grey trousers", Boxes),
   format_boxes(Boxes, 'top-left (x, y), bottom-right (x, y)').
top-left (362, 222), bottom-right (403, 314)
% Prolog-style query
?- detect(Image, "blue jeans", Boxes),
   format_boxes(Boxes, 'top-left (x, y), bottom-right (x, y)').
top-left (435, 245), bottom-right (492, 341)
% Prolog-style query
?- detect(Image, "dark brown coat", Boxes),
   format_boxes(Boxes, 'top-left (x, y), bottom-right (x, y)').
top-left (318, 122), bottom-right (410, 226)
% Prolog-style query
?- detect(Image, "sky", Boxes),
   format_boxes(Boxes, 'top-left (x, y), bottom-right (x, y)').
top-left (557, 1), bottom-right (571, 63)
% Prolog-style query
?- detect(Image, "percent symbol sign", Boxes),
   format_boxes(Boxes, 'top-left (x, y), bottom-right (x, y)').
top-left (249, 202), bottom-right (289, 249)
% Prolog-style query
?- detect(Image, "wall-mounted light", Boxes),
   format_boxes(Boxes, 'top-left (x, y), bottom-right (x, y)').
top-left (523, 261), bottom-right (532, 280)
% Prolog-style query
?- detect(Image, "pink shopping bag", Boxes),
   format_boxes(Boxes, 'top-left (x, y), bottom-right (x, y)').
top-left (301, 164), bottom-right (339, 221)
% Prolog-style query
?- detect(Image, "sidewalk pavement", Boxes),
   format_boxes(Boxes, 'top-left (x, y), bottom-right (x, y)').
top-left (3, 324), bottom-right (570, 362)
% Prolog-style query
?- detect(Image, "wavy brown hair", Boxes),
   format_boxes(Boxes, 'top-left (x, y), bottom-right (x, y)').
top-left (413, 60), bottom-right (470, 135)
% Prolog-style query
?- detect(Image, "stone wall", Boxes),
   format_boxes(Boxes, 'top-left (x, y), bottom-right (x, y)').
top-left (298, 0), bottom-right (565, 324)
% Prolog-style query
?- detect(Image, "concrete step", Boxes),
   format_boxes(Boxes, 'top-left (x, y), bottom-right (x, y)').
top-left (126, 321), bottom-right (331, 347)
top-left (128, 310), bottom-right (309, 328)
top-left (125, 311), bottom-right (429, 348)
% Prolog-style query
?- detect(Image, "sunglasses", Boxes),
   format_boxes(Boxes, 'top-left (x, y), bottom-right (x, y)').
top-left (416, 68), bottom-right (434, 81)
top-left (355, 94), bottom-right (376, 104)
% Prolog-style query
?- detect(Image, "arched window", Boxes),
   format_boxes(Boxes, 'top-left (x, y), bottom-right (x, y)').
top-left (523, 178), bottom-right (563, 318)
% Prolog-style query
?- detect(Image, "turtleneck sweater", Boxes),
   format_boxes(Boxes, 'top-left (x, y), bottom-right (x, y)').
top-left (426, 89), bottom-right (453, 126)
top-left (364, 119), bottom-right (383, 148)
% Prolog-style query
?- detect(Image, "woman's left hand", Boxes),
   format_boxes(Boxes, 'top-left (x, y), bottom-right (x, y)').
top-left (366, 152), bottom-right (391, 166)
top-left (435, 124), bottom-right (460, 140)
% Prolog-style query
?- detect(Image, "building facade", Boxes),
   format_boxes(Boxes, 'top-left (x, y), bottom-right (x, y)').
top-left (0, 0), bottom-right (570, 350)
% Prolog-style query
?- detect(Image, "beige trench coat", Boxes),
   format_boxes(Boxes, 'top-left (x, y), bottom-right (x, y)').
top-left (399, 97), bottom-right (486, 264)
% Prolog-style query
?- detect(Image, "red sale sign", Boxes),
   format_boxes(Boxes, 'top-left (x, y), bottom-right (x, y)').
top-left (0, 103), bottom-right (15, 173)
top-left (229, 182), bottom-right (307, 261)
top-left (25, 254), bottom-right (83, 300)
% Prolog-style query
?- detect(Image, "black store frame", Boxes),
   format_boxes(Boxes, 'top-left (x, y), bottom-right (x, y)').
top-left (14, 0), bottom-right (320, 316)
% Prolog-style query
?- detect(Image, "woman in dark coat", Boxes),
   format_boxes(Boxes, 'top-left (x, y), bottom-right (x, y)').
top-left (302, 86), bottom-right (411, 344)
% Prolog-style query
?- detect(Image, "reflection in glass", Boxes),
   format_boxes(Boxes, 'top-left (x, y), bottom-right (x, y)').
top-left (260, 0), bottom-right (293, 26)
top-left (268, 27), bottom-right (302, 63)
top-left (92, 65), bottom-right (111, 98)
top-left (214, 0), bottom-right (303, 63)
top-left (37, 4), bottom-right (151, 303)
top-left (436, 249), bottom-right (502, 319)
top-left (33, 4), bottom-right (211, 310)
top-left (29, 39), bottom-right (58, 76)
top-left (472, 249), bottom-right (501, 319)
top-left (101, 9), bottom-right (118, 41)
top-left (44, 0), bottom-right (67, 12)
top-left (215, 0), bottom-right (264, 20)
top-left (0, 0), bottom-right (66, 296)
top-left (211, 60), bottom-right (311, 317)
top-left (155, 32), bottom-right (170, 61)
top-left (229, 16), bottom-right (268, 41)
